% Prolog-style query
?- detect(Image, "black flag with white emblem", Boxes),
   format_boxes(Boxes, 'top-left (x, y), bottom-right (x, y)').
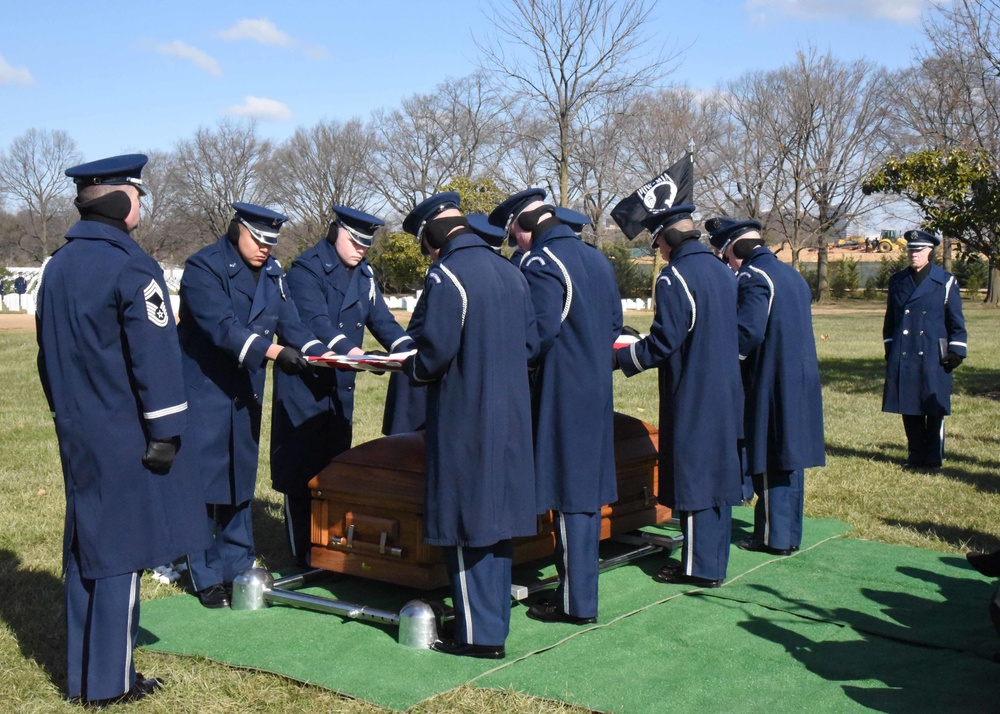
top-left (611, 152), bottom-right (694, 240)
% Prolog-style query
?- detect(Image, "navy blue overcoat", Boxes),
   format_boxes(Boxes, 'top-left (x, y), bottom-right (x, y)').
top-left (382, 298), bottom-right (428, 435)
top-left (178, 236), bottom-right (327, 505)
top-left (271, 239), bottom-right (411, 493)
top-left (736, 248), bottom-right (825, 475)
top-left (520, 223), bottom-right (621, 512)
top-left (616, 240), bottom-right (744, 511)
top-left (882, 264), bottom-right (967, 416)
top-left (405, 232), bottom-right (539, 547)
top-left (36, 220), bottom-right (209, 579)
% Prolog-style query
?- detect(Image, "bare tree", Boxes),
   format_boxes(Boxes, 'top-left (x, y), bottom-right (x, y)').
top-left (478, 0), bottom-right (675, 206)
top-left (170, 119), bottom-right (275, 239)
top-left (268, 119), bottom-right (379, 253)
top-left (0, 128), bottom-right (81, 264)
top-left (368, 74), bottom-right (510, 216)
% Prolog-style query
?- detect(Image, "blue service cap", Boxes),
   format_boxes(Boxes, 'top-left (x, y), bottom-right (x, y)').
top-left (555, 206), bottom-right (591, 235)
top-left (488, 188), bottom-right (547, 232)
top-left (903, 229), bottom-right (940, 250)
top-left (65, 153), bottom-right (149, 196)
top-left (402, 192), bottom-right (461, 241)
top-left (466, 213), bottom-right (506, 249)
top-left (641, 204), bottom-right (696, 249)
top-left (332, 205), bottom-right (384, 248)
top-left (704, 216), bottom-right (762, 252)
top-left (231, 201), bottom-right (288, 246)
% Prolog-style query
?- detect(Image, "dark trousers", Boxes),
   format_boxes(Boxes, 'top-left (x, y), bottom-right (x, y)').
top-left (186, 501), bottom-right (255, 591)
top-left (553, 511), bottom-right (601, 619)
top-left (443, 541), bottom-right (513, 647)
top-left (677, 507), bottom-right (732, 581)
top-left (65, 538), bottom-right (140, 702)
top-left (751, 468), bottom-right (804, 550)
top-left (902, 414), bottom-right (945, 467)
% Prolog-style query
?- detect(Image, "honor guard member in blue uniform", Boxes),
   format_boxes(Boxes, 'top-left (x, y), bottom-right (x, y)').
top-left (490, 189), bottom-right (622, 624)
top-left (882, 229), bottom-right (967, 471)
top-left (707, 217), bottom-right (825, 555)
top-left (37, 154), bottom-right (210, 706)
top-left (554, 206), bottom-right (592, 237)
top-left (614, 205), bottom-right (744, 587)
top-left (271, 206), bottom-right (413, 564)
top-left (402, 192), bottom-right (539, 659)
top-left (178, 202), bottom-right (332, 608)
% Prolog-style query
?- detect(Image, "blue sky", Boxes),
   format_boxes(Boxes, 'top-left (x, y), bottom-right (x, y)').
top-left (0, 0), bottom-right (941, 161)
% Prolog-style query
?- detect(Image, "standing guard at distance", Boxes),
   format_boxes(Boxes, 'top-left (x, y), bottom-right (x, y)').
top-left (178, 202), bottom-right (331, 609)
top-left (490, 189), bottom-right (622, 625)
top-left (402, 192), bottom-right (539, 659)
top-left (707, 217), bottom-right (825, 556)
top-left (882, 229), bottom-right (967, 471)
top-left (37, 154), bottom-right (209, 707)
top-left (614, 205), bottom-right (744, 588)
top-left (271, 206), bottom-right (413, 564)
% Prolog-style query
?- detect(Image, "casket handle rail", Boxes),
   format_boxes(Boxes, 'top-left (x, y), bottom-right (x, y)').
top-left (330, 523), bottom-right (404, 558)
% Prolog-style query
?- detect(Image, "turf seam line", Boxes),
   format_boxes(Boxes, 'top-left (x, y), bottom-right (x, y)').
top-left (464, 533), bottom-right (847, 686)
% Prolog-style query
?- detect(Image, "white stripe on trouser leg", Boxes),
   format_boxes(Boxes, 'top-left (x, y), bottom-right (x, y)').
top-left (763, 471), bottom-right (771, 546)
top-left (456, 546), bottom-right (473, 643)
top-left (684, 513), bottom-right (694, 576)
top-left (939, 419), bottom-right (945, 464)
top-left (284, 495), bottom-right (297, 558)
top-left (124, 572), bottom-right (138, 692)
top-left (559, 513), bottom-right (570, 613)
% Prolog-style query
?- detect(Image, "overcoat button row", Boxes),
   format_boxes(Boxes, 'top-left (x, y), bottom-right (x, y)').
top-left (903, 330), bottom-right (909, 335)
top-left (264, 329), bottom-right (270, 335)
top-left (356, 323), bottom-right (362, 329)
top-left (338, 322), bottom-right (344, 328)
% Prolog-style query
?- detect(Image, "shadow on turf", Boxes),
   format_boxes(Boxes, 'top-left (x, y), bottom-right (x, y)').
top-left (819, 358), bottom-right (1000, 403)
top-left (737, 566), bottom-right (999, 710)
top-left (0, 549), bottom-right (66, 692)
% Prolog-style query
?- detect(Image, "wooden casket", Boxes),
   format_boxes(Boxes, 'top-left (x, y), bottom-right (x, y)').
top-left (308, 411), bottom-right (669, 589)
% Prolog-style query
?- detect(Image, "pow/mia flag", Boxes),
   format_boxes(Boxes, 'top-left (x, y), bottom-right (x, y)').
top-left (143, 279), bottom-right (169, 327)
top-left (611, 153), bottom-right (694, 240)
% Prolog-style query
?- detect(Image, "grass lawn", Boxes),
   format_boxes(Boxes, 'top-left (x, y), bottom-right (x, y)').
top-left (0, 299), bottom-right (997, 712)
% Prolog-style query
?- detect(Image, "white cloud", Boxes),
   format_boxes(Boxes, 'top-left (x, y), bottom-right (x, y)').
top-left (0, 53), bottom-right (33, 85)
top-left (154, 40), bottom-right (221, 76)
top-left (746, 0), bottom-right (934, 23)
top-left (219, 18), bottom-right (294, 46)
top-left (225, 96), bottom-right (293, 121)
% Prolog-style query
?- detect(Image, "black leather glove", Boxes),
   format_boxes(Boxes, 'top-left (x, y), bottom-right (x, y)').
top-left (142, 437), bottom-right (179, 474)
top-left (620, 326), bottom-right (642, 339)
top-left (366, 350), bottom-right (389, 375)
top-left (941, 352), bottom-right (964, 373)
top-left (275, 346), bottom-right (310, 375)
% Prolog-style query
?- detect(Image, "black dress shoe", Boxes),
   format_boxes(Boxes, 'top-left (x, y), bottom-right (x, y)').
top-left (526, 601), bottom-right (597, 625)
top-left (968, 549), bottom-right (1000, 577)
top-left (737, 538), bottom-right (798, 556)
top-left (653, 569), bottom-right (723, 587)
top-left (196, 583), bottom-right (231, 609)
top-left (430, 639), bottom-right (505, 659)
top-left (84, 675), bottom-right (163, 708)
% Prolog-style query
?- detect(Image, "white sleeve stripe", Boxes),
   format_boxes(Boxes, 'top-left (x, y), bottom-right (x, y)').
top-left (949, 341), bottom-right (967, 347)
top-left (411, 360), bottom-right (434, 384)
top-left (391, 335), bottom-right (413, 351)
top-left (944, 276), bottom-right (955, 306)
top-left (300, 340), bottom-right (322, 353)
top-left (328, 335), bottom-right (347, 349)
top-left (438, 264), bottom-right (468, 329)
top-left (238, 334), bottom-right (260, 366)
top-left (747, 265), bottom-right (775, 319)
top-left (628, 342), bottom-right (644, 373)
top-left (670, 266), bottom-right (697, 333)
top-left (144, 402), bottom-right (188, 420)
top-left (739, 355), bottom-right (747, 361)
top-left (543, 247), bottom-right (573, 322)
top-left (883, 338), bottom-right (893, 343)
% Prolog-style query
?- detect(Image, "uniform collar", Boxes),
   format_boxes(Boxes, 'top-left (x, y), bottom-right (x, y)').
top-left (744, 245), bottom-right (775, 265)
top-left (437, 230), bottom-right (486, 260)
top-left (669, 238), bottom-right (710, 262)
top-left (531, 221), bottom-right (577, 249)
top-left (65, 219), bottom-right (138, 249)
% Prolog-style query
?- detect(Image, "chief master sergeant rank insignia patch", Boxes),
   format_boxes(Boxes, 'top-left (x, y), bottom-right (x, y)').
top-left (144, 279), bottom-right (169, 327)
